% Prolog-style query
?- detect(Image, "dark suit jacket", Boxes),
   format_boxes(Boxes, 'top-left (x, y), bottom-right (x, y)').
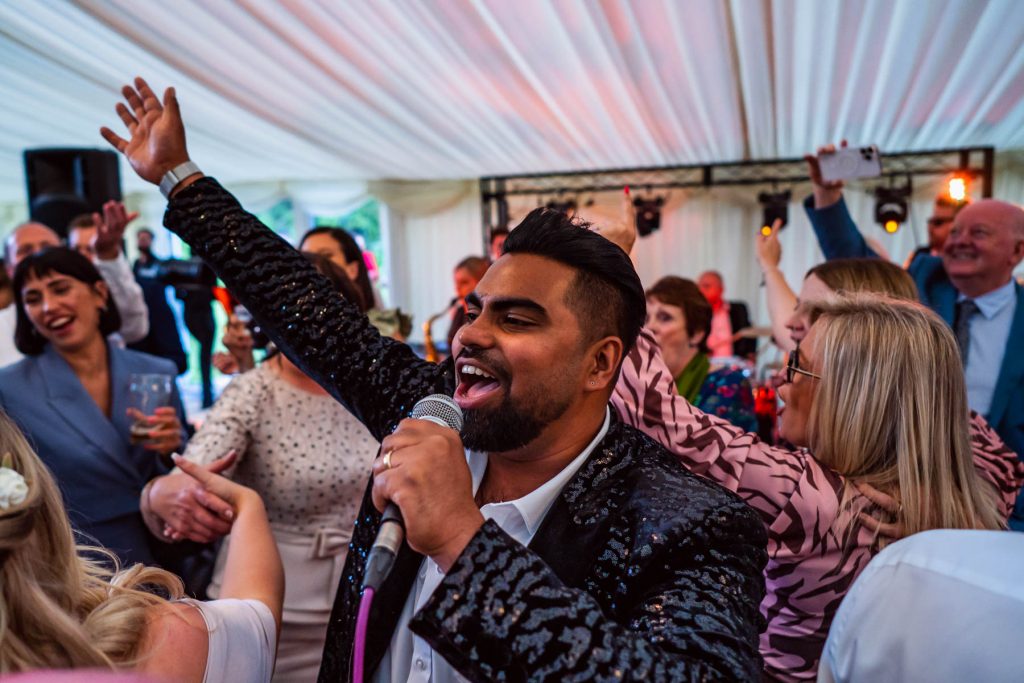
top-left (805, 195), bottom-right (1024, 526)
top-left (0, 343), bottom-right (186, 565)
top-left (165, 178), bottom-right (769, 682)
top-left (729, 301), bottom-right (756, 358)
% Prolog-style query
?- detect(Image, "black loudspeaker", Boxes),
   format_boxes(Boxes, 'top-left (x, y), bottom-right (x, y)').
top-left (23, 148), bottom-right (122, 238)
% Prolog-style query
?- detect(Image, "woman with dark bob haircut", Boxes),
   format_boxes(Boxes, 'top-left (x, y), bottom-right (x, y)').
top-left (645, 275), bottom-right (757, 431)
top-left (0, 247), bottom-right (187, 568)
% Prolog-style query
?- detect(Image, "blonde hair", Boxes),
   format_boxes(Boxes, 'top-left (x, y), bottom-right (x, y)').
top-left (0, 412), bottom-right (183, 674)
top-left (806, 294), bottom-right (1003, 537)
top-left (806, 258), bottom-right (918, 301)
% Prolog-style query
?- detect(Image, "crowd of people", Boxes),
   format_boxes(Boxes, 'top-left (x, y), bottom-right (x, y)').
top-left (0, 75), bottom-right (1020, 683)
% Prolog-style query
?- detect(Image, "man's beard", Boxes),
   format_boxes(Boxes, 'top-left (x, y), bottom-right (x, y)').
top-left (460, 386), bottom-right (572, 452)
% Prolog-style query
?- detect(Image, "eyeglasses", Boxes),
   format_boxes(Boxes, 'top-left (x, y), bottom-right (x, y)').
top-left (785, 345), bottom-right (822, 384)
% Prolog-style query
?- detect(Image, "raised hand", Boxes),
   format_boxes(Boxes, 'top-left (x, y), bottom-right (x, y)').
top-left (100, 77), bottom-right (191, 185)
top-left (756, 218), bottom-right (784, 271)
top-left (91, 200), bottom-right (139, 260)
top-left (803, 140), bottom-right (847, 209)
top-left (577, 186), bottom-right (638, 256)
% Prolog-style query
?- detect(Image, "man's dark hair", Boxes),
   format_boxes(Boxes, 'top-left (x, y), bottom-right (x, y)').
top-left (502, 207), bottom-right (645, 353)
top-left (300, 227), bottom-right (376, 310)
top-left (455, 256), bottom-right (489, 281)
top-left (137, 227), bottom-right (155, 238)
top-left (12, 247), bottom-right (122, 355)
top-left (68, 213), bottom-right (96, 231)
top-left (646, 276), bottom-right (712, 354)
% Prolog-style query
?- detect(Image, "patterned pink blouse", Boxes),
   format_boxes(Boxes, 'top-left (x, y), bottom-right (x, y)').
top-left (611, 329), bottom-right (1024, 682)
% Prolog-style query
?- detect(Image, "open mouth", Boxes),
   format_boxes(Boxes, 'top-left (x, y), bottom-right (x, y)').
top-left (44, 315), bottom-right (75, 335)
top-left (454, 361), bottom-right (505, 409)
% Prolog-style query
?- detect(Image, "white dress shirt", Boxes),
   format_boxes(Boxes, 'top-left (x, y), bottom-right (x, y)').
top-left (961, 279), bottom-right (1016, 416)
top-left (819, 529), bottom-right (1024, 683)
top-left (372, 408), bottom-right (611, 683)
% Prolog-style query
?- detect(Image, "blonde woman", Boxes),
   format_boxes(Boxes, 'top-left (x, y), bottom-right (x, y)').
top-left (0, 411), bottom-right (283, 681)
top-left (613, 295), bottom-right (1022, 681)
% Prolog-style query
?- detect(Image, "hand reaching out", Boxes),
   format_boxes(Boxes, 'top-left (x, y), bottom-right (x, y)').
top-left (856, 482), bottom-right (904, 541)
top-left (91, 200), bottom-right (139, 260)
top-left (100, 77), bottom-right (194, 186)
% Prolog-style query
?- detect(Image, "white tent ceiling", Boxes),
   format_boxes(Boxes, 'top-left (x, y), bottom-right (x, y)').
top-left (2, 0), bottom-right (1024, 203)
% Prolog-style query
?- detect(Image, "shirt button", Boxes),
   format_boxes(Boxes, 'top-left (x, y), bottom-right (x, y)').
top-left (415, 658), bottom-right (427, 671)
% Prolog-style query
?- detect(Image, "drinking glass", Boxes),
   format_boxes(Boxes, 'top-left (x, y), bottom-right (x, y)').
top-left (128, 373), bottom-right (173, 445)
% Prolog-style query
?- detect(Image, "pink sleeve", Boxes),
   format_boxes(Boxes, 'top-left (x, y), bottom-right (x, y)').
top-left (968, 411), bottom-right (1024, 521)
top-left (612, 328), bottom-right (833, 525)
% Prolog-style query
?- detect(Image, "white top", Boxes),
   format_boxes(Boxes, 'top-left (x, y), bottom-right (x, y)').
top-left (94, 252), bottom-right (149, 343)
top-left (181, 598), bottom-right (277, 683)
top-left (818, 529), bottom-right (1024, 683)
top-left (959, 278), bottom-right (1016, 416)
top-left (373, 409), bottom-right (612, 683)
top-left (0, 305), bottom-right (19, 367)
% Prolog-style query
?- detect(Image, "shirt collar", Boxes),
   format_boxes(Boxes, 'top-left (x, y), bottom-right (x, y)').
top-left (466, 407), bottom-right (611, 538)
top-left (958, 279), bottom-right (1016, 320)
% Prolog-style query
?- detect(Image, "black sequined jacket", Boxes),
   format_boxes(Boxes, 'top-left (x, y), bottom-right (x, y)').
top-left (165, 178), bottom-right (768, 682)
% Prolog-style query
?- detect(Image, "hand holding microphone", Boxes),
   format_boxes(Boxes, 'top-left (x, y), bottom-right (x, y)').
top-left (365, 396), bottom-right (484, 587)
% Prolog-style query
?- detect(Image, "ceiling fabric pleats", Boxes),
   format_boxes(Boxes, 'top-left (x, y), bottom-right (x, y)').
top-left (1, 0), bottom-right (1023, 202)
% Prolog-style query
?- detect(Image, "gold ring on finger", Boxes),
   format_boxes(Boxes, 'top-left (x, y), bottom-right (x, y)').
top-left (383, 449), bottom-right (394, 470)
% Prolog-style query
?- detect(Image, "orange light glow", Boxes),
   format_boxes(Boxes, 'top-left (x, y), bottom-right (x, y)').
top-left (761, 225), bottom-right (773, 236)
top-left (948, 176), bottom-right (968, 202)
top-left (884, 220), bottom-right (900, 233)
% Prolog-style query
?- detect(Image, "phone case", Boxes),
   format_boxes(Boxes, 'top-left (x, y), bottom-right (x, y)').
top-left (819, 146), bottom-right (882, 182)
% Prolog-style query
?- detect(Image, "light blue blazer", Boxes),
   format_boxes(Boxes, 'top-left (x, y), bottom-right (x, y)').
top-left (0, 343), bottom-right (186, 565)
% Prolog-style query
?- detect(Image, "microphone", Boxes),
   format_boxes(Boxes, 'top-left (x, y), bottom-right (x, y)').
top-left (362, 394), bottom-right (464, 590)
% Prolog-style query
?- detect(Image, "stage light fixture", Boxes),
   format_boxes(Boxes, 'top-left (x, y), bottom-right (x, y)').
top-left (874, 179), bottom-right (912, 233)
top-left (633, 195), bottom-right (665, 237)
top-left (758, 190), bottom-right (791, 234)
top-left (545, 196), bottom-right (577, 214)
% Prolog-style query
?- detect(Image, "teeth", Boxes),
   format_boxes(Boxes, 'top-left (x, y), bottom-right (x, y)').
top-left (48, 317), bottom-right (72, 329)
top-left (461, 364), bottom-right (496, 381)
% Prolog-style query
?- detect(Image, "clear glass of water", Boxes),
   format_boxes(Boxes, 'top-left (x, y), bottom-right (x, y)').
top-left (128, 373), bottom-right (173, 445)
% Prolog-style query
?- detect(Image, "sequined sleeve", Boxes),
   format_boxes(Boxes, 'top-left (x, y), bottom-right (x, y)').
top-left (411, 511), bottom-right (765, 682)
top-left (164, 178), bottom-right (454, 440)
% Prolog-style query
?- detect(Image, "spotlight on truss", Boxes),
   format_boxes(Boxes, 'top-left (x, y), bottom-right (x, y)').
top-left (633, 195), bottom-right (666, 237)
top-left (875, 179), bottom-right (912, 234)
top-left (758, 190), bottom-right (791, 234)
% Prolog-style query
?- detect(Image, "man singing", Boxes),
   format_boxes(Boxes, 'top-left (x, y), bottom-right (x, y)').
top-left (103, 77), bottom-right (767, 682)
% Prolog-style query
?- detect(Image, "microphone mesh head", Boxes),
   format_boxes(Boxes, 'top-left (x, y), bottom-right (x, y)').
top-left (410, 394), bottom-right (464, 431)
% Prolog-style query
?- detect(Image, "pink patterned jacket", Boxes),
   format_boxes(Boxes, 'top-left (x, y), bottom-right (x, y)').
top-left (611, 328), bottom-right (1024, 682)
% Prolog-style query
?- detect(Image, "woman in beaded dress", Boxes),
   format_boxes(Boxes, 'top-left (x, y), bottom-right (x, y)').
top-left (148, 254), bottom-right (378, 682)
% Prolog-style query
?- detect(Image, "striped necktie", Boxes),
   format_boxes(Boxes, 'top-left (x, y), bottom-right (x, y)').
top-left (954, 299), bottom-right (980, 365)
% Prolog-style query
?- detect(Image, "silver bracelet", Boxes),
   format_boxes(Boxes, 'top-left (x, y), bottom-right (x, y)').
top-left (159, 160), bottom-right (202, 198)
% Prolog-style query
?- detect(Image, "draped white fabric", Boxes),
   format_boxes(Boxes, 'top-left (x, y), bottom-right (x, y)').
top-left (2, 0), bottom-right (1024, 339)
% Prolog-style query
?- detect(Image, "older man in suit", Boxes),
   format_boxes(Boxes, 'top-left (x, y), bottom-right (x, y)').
top-left (803, 157), bottom-right (1024, 528)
